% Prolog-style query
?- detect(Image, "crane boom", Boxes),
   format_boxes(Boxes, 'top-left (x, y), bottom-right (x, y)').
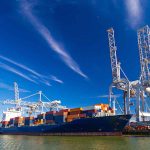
top-left (137, 25), bottom-right (150, 85)
top-left (107, 28), bottom-right (120, 82)
top-left (14, 82), bottom-right (19, 101)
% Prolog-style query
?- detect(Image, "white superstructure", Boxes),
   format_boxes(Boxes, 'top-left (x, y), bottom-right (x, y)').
top-left (2, 108), bottom-right (21, 121)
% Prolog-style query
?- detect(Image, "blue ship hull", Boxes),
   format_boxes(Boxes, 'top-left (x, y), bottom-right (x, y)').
top-left (0, 115), bottom-right (132, 136)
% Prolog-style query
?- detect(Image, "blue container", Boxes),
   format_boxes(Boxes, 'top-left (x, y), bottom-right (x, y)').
top-left (10, 119), bottom-right (14, 125)
top-left (45, 114), bottom-right (54, 120)
top-left (14, 123), bottom-right (20, 127)
top-left (54, 115), bottom-right (66, 123)
top-left (37, 114), bottom-right (45, 120)
top-left (85, 112), bottom-right (95, 117)
top-left (25, 119), bottom-right (34, 126)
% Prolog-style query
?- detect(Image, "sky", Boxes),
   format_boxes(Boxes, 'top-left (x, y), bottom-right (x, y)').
top-left (0, 0), bottom-right (149, 109)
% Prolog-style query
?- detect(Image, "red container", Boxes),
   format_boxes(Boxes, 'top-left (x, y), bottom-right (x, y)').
top-left (55, 111), bottom-right (68, 116)
top-left (70, 111), bottom-right (81, 115)
top-left (46, 111), bottom-right (56, 115)
top-left (79, 113), bottom-right (86, 118)
top-left (2, 121), bottom-right (9, 125)
top-left (15, 117), bottom-right (20, 120)
top-left (60, 109), bottom-right (69, 112)
top-left (46, 120), bottom-right (55, 124)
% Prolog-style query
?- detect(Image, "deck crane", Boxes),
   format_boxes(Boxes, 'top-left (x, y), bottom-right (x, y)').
top-left (107, 28), bottom-right (134, 115)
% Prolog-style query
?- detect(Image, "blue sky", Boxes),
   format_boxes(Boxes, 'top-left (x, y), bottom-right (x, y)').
top-left (0, 0), bottom-right (149, 108)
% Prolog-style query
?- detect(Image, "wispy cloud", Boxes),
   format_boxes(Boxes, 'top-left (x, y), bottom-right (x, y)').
top-left (0, 55), bottom-right (41, 77)
top-left (125, 0), bottom-right (143, 28)
top-left (89, 94), bottom-right (121, 99)
top-left (50, 75), bottom-right (64, 84)
top-left (20, 0), bottom-right (88, 79)
top-left (0, 55), bottom-right (63, 85)
top-left (0, 82), bottom-right (30, 93)
top-left (97, 94), bottom-right (121, 98)
top-left (0, 62), bottom-right (37, 83)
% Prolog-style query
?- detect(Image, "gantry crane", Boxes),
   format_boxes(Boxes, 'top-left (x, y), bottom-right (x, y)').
top-left (138, 25), bottom-right (150, 87)
top-left (136, 25), bottom-right (150, 121)
top-left (107, 26), bottom-right (150, 122)
top-left (107, 28), bottom-right (132, 115)
top-left (1, 82), bottom-right (66, 117)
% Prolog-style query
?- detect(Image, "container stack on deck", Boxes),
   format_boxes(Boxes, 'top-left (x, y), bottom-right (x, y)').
top-left (14, 117), bottom-right (24, 127)
top-left (0, 103), bottom-right (115, 128)
top-left (9, 118), bottom-right (14, 127)
top-left (67, 108), bottom-right (82, 122)
top-left (1, 121), bottom-right (9, 128)
top-left (45, 111), bottom-right (55, 124)
top-left (37, 113), bottom-right (45, 125)
top-left (54, 109), bottom-right (69, 123)
top-left (24, 116), bottom-right (34, 126)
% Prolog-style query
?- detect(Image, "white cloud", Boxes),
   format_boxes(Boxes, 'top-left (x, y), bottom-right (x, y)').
top-left (20, 0), bottom-right (88, 79)
top-left (97, 94), bottom-right (121, 98)
top-left (0, 82), bottom-right (30, 93)
top-left (0, 62), bottom-right (37, 83)
top-left (125, 0), bottom-right (142, 28)
top-left (0, 55), bottom-right (41, 77)
top-left (0, 55), bottom-right (63, 85)
top-left (50, 75), bottom-right (64, 84)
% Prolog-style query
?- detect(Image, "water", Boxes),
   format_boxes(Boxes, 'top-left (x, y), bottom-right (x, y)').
top-left (0, 135), bottom-right (149, 150)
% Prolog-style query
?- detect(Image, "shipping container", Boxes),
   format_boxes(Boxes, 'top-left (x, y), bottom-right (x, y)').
top-left (59, 109), bottom-right (70, 113)
top-left (2, 121), bottom-right (9, 127)
top-left (46, 111), bottom-right (56, 115)
top-left (82, 105), bottom-right (101, 111)
top-left (82, 109), bottom-right (97, 114)
top-left (79, 113), bottom-right (86, 118)
top-left (37, 113), bottom-right (45, 119)
top-left (46, 120), bottom-right (55, 124)
top-left (24, 117), bottom-right (34, 126)
top-left (66, 118), bottom-right (73, 122)
top-left (67, 114), bottom-right (79, 119)
top-left (55, 111), bottom-right (68, 116)
top-left (25, 116), bottom-right (34, 120)
top-left (9, 118), bottom-right (14, 125)
top-left (45, 114), bottom-right (54, 120)
top-left (54, 115), bottom-right (66, 123)
top-left (70, 108), bottom-right (82, 112)
top-left (25, 120), bottom-right (34, 126)
top-left (69, 111), bottom-right (81, 115)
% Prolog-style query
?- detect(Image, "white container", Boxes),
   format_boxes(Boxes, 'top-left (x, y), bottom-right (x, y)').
top-left (82, 105), bottom-right (101, 111)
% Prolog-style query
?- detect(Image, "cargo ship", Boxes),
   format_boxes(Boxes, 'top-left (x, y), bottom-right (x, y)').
top-left (0, 104), bottom-right (132, 136)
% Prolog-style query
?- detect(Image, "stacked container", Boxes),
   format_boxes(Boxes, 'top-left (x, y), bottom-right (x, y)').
top-left (45, 111), bottom-right (56, 124)
top-left (9, 118), bottom-right (15, 126)
top-left (14, 117), bottom-right (24, 127)
top-left (81, 109), bottom-right (97, 117)
top-left (24, 116), bottom-right (34, 126)
top-left (70, 108), bottom-right (82, 115)
top-left (37, 113), bottom-right (45, 124)
top-left (81, 104), bottom-right (114, 117)
top-left (67, 114), bottom-right (80, 122)
top-left (2, 121), bottom-right (9, 127)
top-left (54, 109), bottom-right (69, 124)
top-left (67, 108), bottom-right (82, 122)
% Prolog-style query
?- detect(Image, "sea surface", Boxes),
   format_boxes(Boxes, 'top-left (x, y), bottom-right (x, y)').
top-left (0, 135), bottom-right (149, 150)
